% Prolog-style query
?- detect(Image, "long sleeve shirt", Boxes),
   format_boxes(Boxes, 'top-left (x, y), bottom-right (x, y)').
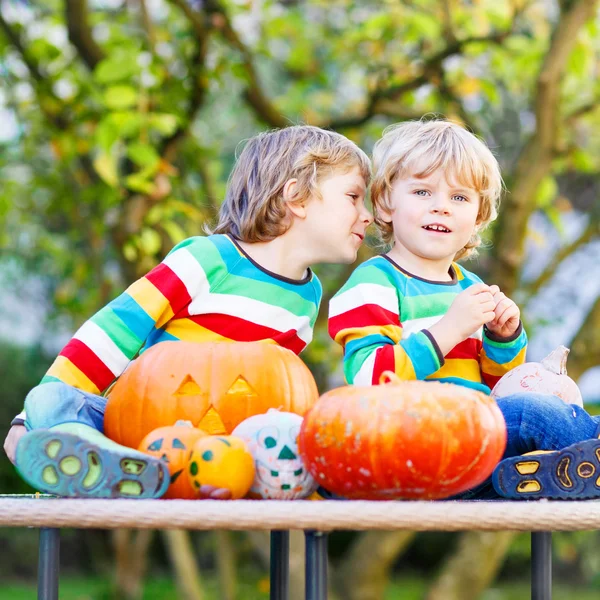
top-left (37, 234), bottom-right (322, 396)
top-left (328, 255), bottom-right (527, 394)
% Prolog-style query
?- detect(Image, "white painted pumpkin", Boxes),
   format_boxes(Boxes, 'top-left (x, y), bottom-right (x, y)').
top-left (491, 345), bottom-right (583, 407)
top-left (232, 409), bottom-right (317, 499)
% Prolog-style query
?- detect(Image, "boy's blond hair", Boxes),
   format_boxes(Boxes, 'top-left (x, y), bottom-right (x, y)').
top-left (211, 125), bottom-right (371, 241)
top-left (371, 119), bottom-right (503, 260)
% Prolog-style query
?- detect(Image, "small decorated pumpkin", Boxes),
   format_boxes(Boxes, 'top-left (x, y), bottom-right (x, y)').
top-left (138, 421), bottom-right (207, 499)
top-left (232, 409), bottom-right (318, 499)
top-left (299, 373), bottom-right (506, 500)
top-left (105, 341), bottom-right (319, 449)
top-left (187, 436), bottom-right (255, 500)
top-left (491, 345), bottom-right (583, 407)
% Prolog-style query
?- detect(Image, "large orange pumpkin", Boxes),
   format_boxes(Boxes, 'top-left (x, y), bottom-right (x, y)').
top-left (105, 341), bottom-right (319, 449)
top-left (299, 373), bottom-right (506, 500)
top-left (138, 421), bottom-right (208, 499)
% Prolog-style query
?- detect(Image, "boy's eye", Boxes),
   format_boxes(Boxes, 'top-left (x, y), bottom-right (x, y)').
top-left (453, 195), bottom-right (468, 202)
top-left (414, 189), bottom-right (429, 196)
top-left (347, 193), bottom-right (358, 202)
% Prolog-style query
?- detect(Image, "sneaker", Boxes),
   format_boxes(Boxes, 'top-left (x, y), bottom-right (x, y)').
top-left (492, 439), bottom-right (600, 500)
top-left (16, 429), bottom-right (169, 499)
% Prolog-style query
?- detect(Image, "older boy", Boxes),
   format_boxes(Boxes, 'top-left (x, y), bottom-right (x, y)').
top-left (6, 125), bottom-right (373, 498)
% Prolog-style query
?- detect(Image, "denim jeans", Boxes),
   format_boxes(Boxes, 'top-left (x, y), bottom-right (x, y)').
top-left (24, 382), bottom-right (107, 433)
top-left (455, 393), bottom-right (600, 499)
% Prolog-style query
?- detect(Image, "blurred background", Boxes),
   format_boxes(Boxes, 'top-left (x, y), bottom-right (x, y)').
top-left (1, 0), bottom-right (599, 598)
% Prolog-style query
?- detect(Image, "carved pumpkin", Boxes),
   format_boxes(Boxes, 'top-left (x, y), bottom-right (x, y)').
top-left (491, 345), bottom-right (583, 407)
top-left (138, 421), bottom-right (207, 499)
top-left (105, 341), bottom-right (319, 449)
top-left (187, 435), bottom-right (255, 500)
top-left (232, 409), bottom-right (318, 499)
top-left (299, 373), bottom-right (507, 500)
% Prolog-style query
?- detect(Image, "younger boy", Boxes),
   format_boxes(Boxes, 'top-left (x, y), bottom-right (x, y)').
top-left (329, 119), bottom-right (600, 500)
top-left (5, 125), bottom-right (373, 498)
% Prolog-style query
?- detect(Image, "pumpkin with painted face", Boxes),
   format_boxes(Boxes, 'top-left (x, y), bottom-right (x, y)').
top-left (232, 409), bottom-right (318, 499)
top-left (105, 341), bottom-right (319, 449)
top-left (138, 421), bottom-right (207, 499)
top-left (187, 435), bottom-right (255, 500)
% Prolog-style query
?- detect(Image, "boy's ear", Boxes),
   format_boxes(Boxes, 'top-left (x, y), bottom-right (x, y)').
top-left (283, 178), bottom-right (307, 219)
top-left (378, 204), bottom-right (394, 224)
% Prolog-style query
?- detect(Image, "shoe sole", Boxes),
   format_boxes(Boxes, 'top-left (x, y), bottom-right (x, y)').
top-left (16, 430), bottom-right (169, 499)
top-left (493, 439), bottom-right (600, 500)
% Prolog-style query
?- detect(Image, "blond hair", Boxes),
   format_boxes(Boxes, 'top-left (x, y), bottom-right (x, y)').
top-left (371, 119), bottom-right (503, 260)
top-left (210, 125), bottom-right (371, 241)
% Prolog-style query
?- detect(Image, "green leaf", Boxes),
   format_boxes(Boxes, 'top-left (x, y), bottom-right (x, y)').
top-left (127, 142), bottom-right (160, 168)
top-left (123, 241), bottom-right (138, 262)
top-left (96, 118), bottom-right (121, 152)
top-left (125, 173), bottom-right (154, 194)
top-left (162, 220), bottom-right (187, 244)
top-left (95, 55), bottom-right (140, 84)
top-left (138, 228), bottom-right (162, 255)
top-left (104, 85), bottom-right (138, 110)
top-left (535, 176), bottom-right (557, 208)
top-left (93, 153), bottom-right (119, 187)
top-left (148, 113), bottom-right (179, 136)
top-left (110, 112), bottom-right (143, 138)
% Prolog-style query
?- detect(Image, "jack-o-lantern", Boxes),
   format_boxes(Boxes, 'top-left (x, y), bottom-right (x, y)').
top-left (299, 373), bottom-right (507, 500)
top-left (138, 421), bottom-right (207, 499)
top-left (105, 341), bottom-right (319, 449)
top-left (232, 409), bottom-right (318, 499)
top-left (187, 435), bottom-right (255, 499)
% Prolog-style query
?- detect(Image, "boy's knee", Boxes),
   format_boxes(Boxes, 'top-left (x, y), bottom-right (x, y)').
top-left (24, 382), bottom-right (85, 429)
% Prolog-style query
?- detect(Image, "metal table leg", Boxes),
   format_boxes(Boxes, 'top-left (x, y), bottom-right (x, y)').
top-left (38, 528), bottom-right (60, 600)
top-left (531, 531), bottom-right (552, 600)
top-left (270, 530), bottom-right (289, 600)
top-left (305, 530), bottom-right (327, 600)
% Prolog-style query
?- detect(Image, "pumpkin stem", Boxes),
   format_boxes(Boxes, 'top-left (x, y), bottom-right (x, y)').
top-left (541, 345), bottom-right (570, 375)
top-left (379, 371), bottom-right (402, 385)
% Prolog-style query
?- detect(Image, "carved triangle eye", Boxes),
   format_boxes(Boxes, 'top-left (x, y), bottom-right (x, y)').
top-left (226, 375), bottom-right (258, 397)
top-left (175, 374), bottom-right (202, 396)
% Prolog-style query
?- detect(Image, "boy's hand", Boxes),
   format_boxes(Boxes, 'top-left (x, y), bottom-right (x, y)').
top-left (428, 284), bottom-right (496, 356)
top-left (485, 285), bottom-right (521, 339)
top-left (4, 424), bottom-right (27, 465)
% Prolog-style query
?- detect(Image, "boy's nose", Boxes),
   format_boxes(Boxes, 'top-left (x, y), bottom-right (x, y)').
top-left (431, 198), bottom-right (452, 215)
top-left (361, 206), bottom-right (374, 225)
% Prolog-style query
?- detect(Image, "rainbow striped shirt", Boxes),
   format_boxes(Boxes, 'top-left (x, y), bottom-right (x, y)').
top-left (40, 234), bottom-right (323, 395)
top-left (329, 255), bottom-right (527, 394)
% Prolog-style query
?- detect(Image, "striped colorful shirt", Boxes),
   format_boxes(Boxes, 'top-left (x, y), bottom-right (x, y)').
top-left (329, 255), bottom-right (527, 395)
top-left (39, 234), bottom-right (323, 395)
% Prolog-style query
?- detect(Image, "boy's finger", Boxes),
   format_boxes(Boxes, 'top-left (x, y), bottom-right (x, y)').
top-left (468, 283), bottom-right (491, 295)
top-left (494, 298), bottom-right (512, 316)
top-left (497, 305), bottom-right (519, 328)
top-left (488, 285), bottom-right (500, 295)
top-left (483, 310), bottom-right (496, 323)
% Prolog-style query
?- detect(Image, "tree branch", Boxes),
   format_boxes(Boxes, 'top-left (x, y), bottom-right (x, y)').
top-left (569, 294), bottom-right (600, 381)
top-left (65, 0), bottom-right (106, 70)
top-left (325, 31), bottom-right (512, 131)
top-left (524, 217), bottom-right (600, 298)
top-left (163, 0), bottom-right (213, 161)
top-left (490, 0), bottom-right (599, 295)
top-left (206, 0), bottom-right (288, 127)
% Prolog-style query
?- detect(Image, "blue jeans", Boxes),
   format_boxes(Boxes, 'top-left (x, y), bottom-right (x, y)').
top-left (24, 382), bottom-right (107, 433)
top-left (456, 393), bottom-right (600, 499)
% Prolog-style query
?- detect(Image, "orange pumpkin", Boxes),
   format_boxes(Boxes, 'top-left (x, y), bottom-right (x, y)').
top-left (299, 373), bottom-right (506, 500)
top-left (188, 435), bottom-right (255, 500)
top-left (105, 341), bottom-right (318, 449)
top-left (138, 421), bottom-right (208, 499)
